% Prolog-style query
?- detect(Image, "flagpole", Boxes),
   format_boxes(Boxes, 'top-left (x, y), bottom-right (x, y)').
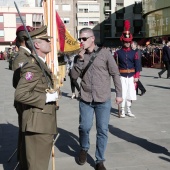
top-left (42, 1), bottom-right (59, 170)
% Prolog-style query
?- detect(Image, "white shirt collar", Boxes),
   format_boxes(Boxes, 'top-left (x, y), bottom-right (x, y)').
top-left (38, 56), bottom-right (46, 63)
top-left (20, 46), bottom-right (31, 54)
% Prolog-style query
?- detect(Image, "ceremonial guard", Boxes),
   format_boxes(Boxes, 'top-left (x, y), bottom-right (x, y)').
top-left (14, 26), bottom-right (58, 170)
top-left (114, 20), bottom-right (140, 118)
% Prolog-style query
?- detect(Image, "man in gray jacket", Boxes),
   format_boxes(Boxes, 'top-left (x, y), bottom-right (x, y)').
top-left (71, 27), bottom-right (122, 170)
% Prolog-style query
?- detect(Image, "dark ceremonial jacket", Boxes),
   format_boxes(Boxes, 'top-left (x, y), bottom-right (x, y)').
top-left (115, 47), bottom-right (140, 78)
top-left (15, 56), bottom-right (57, 135)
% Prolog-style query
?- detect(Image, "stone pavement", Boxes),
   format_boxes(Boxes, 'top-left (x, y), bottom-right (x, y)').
top-left (0, 60), bottom-right (170, 170)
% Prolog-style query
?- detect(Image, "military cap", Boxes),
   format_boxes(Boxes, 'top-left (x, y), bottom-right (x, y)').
top-left (30, 25), bottom-right (52, 40)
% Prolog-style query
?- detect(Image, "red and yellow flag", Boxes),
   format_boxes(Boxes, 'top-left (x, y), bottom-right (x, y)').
top-left (56, 12), bottom-right (80, 52)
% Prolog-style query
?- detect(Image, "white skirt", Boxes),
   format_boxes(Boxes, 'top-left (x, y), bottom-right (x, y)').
top-left (120, 76), bottom-right (137, 101)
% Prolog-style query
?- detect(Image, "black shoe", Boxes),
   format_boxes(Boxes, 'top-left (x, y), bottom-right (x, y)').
top-left (95, 162), bottom-right (106, 170)
top-left (158, 73), bottom-right (161, 78)
top-left (78, 149), bottom-right (87, 165)
top-left (140, 90), bottom-right (146, 96)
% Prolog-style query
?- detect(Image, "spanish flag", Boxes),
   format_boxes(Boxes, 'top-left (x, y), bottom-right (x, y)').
top-left (56, 12), bottom-right (80, 52)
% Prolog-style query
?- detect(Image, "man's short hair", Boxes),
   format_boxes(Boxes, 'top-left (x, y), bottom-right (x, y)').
top-left (79, 27), bottom-right (94, 35)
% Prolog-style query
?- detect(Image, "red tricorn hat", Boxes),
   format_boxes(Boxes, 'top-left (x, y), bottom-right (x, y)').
top-left (120, 20), bottom-right (133, 42)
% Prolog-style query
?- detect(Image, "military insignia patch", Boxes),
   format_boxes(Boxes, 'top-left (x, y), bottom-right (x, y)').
top-left (18, 62), bottom-right (24, 68)
top-left (32, 58), bottom-right (35, 63)
top-left (25, 72), bottom-right (34, 80)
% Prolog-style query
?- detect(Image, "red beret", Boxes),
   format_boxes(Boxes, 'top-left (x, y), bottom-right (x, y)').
top-left (16, 25), bottom-right (35, 34)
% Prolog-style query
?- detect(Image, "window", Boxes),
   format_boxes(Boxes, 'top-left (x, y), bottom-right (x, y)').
top-left (0, 16), bottom-right (3, 22)
top-left (62, 4), bottom-right (71, 11)
top-left (32, 14), bottom-right (43, 28)
top-left (0, 30), bottom-right (4, 37)
top-left (16, 16), bottom-right (26, 24)
top-left (89, 4), bottom-right (99, 12)
top-left (55, 5), bottom-right (59, 10)
top-left (78, 4), bottom-right (88, 13)
top-left (63, 18), bottom-right (70, 24)
top-left (105, 2), bottom-right (110, 7)
top-left (89, 18), bottom-right (99, 26)
top-left (116, 13), bottom-right (124, 19)
top-left (78, 22), bottom-right (88, 26)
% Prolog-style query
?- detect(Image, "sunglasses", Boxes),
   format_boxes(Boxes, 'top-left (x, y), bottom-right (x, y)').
top-left (78, 36), bottom-right (93, 42)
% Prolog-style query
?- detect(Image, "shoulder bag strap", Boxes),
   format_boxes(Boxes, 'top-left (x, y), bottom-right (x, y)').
top-left (81, 47), bottom-right (101, 78)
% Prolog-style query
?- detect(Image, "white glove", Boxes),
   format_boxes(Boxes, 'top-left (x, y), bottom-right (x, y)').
top-left (46, 92), bottom-right (58, 103)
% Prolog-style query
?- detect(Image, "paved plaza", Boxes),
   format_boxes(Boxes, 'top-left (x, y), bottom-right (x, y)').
top-left (0, 60), bottom-right (170, 170)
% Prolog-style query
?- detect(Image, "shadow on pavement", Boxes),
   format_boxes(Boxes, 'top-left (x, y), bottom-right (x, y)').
top-left (140, 75), bottom-right (158, 78)
top-left (55, 128), bottom-right (95, 168)
top-left (109, 125), bottom-right (170, 162)
top-left (0, 123), bottom-right (18, 170)
top-left (147, 84), bottom-right (170, 90)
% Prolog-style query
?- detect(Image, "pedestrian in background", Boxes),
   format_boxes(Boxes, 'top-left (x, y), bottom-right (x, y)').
top-left (15, 26), bottom-right (58, 170)
top-left (66, 54), bottom-right (80, 99)
top-left (131, 41), bottom-right (146, 96)
top-left (158, 41), bottom-right (170, 79)
top-left (71, 27), bottom-right (122, 170)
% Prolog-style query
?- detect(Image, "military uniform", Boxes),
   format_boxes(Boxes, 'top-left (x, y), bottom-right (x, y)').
top-left (13, 46), bottom-right (32, 87)
top-left (14, 25), bottom-right (57, 170)
top-left (12, 25), bottom-right (35, 169)
top-left (12, 47), bottom-right (32, 169)
top-left (115, 20), bottom-right (140, 118)
top-left (15, 56), bottom-right (57, 170)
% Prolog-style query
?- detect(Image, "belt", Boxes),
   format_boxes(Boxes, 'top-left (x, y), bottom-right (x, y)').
top-left (119, 69), bottom-right (135, 73)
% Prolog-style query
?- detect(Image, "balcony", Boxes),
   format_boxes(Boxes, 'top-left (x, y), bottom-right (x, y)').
top-left (104, 6), bottom-right (111, 11)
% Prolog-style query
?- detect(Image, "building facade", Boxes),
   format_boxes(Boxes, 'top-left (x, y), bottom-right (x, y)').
top-left (0, 0), bottom-right (146, 51)
top-left (100, 0), bottom-right (144, 47)
top-left (142, 0), bottom-right (170, 43)
top-left (0, 0), bottom-right (43, 51)
top-left (76, 0), bottom-right (100, 44)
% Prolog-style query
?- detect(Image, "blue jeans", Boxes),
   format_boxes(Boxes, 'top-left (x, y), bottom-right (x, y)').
top-left (79, 99), bottom-right (111, 163)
